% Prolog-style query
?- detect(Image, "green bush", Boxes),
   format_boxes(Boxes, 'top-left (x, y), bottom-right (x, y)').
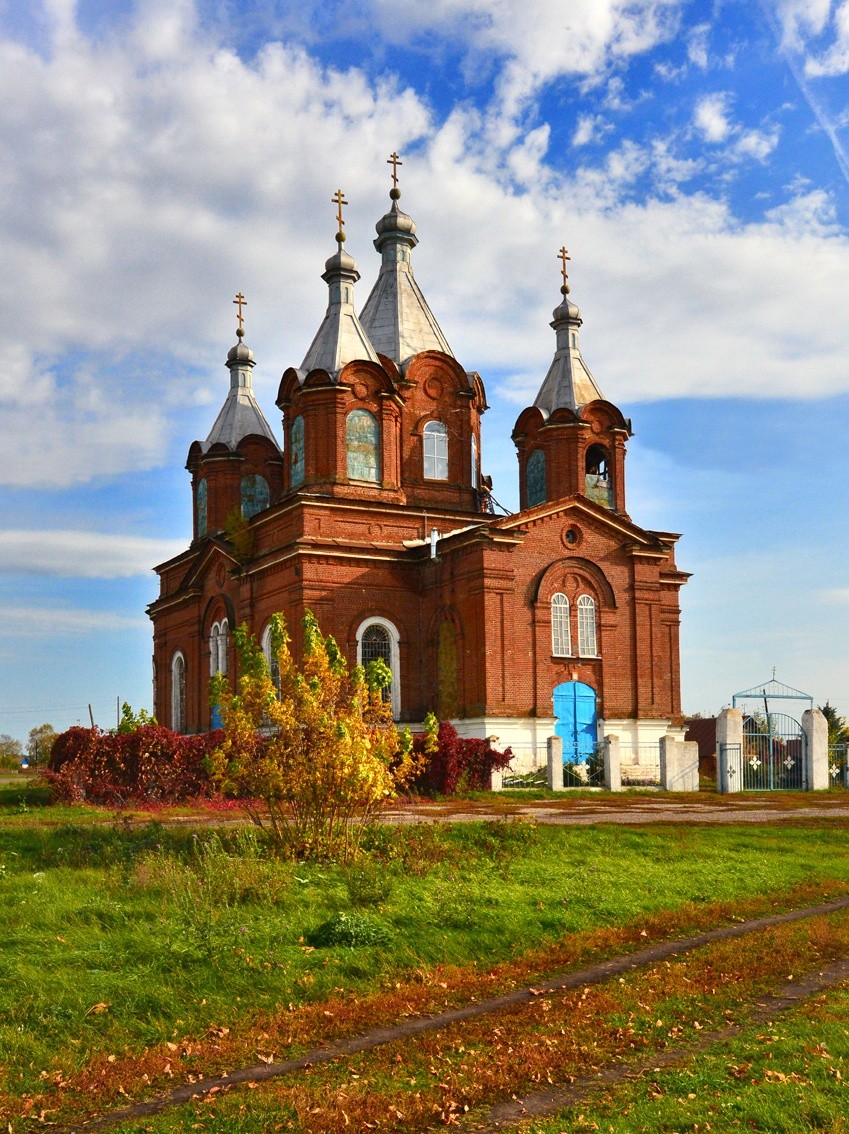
top-left (307, 910), bottom-right (393, 948)
top-left (342, 863), bottom-right (394, 907)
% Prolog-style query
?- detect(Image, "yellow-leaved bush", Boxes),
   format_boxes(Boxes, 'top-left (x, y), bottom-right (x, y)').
top-left (208, 611), bottom-right (421, 861)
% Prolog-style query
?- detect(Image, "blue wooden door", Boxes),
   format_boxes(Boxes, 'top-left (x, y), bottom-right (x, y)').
top-left (553, 681), bottom-right (598, 761)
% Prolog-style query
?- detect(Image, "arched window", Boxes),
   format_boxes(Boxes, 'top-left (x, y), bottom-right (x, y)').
top-left (526, 449), bottom-right (546, 508)
top-left (423, 420), bottom-right (448, 480)
top-left (585, 443), bottom-right (613, 509)
top-left (290, 416), bottom-right (305, 487)
top-left (261, 623), bottom-right (282, 698)
top-left (209, 619), bottom-right (229, 676)
top-left (241, 474), bottom-right (270, 519)
top-left (356, 617), bottom-right (400, 718)
top-left (196, 479), bottom-right (208, 538)
top-left (171, 652), bottom-right (186, 734)
top-left (346, 410), bottom-right (380, 482)
top-left (577, 595), bottom-right (598, 657)
top-left (551, 593), bottom-right (571, 657)
top-left (470, 433), bottom-right (478, 489)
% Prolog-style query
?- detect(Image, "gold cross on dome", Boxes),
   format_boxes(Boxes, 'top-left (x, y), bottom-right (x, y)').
top-left (387, 151), bottom-right (403, 189)
top-left (332, 188), bottom-right (348, 238)
top-left (233, 291), bottom-right (247, 332)
top-left (558, 245), bottom-right (571, 289)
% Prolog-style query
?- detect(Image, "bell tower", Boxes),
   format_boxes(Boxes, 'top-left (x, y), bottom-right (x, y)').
top-left (512, 247), bottom-right (630, 514)
top-left (186, 295), bottom-right (282, 541)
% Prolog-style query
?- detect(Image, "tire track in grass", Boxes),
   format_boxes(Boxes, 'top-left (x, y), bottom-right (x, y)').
top-left (51, 893), bottom-right (849, 1133)
top-left (471, 955), bottom-right (849, 1130)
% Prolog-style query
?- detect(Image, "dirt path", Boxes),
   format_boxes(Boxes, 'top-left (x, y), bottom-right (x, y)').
top-left (55, 893), bottom-right (849, 1133)
top-left (472, 955), bottom-right (849, 1130)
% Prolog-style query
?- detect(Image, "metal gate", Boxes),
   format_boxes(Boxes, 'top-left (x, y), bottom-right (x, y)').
top-left (741, 712), bottom-right (806, 790)
top-left (829, 744), bottom-right (849, 788)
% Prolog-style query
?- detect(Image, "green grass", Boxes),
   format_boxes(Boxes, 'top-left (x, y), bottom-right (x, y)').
top-left (529, 983), bottom-right (849, 1133)
top-left (2, 815), bottom-right (849, 1101)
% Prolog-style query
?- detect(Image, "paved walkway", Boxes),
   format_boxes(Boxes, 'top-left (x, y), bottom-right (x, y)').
top-left (382, 792), bottom-right (849, 826)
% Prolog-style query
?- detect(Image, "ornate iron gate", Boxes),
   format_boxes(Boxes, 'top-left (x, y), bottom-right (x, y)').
top-left (742, 712), bottom-right (806, 790)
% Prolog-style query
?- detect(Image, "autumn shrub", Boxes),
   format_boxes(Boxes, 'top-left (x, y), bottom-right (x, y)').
top-left (208, 611), bottom-right (423, 861)
top-left (44, 725), bottom-right (222, 805)
top-left (412, 718), bottom-right (513, 795)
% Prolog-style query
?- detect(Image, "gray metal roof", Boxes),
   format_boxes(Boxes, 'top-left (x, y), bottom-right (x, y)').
top-left (203, 332), bottom-right (279, 452)
top-left (300, 245), bottom-right (379, 376)
top-left (360, 197), bottom-right (454, 368)
top-left (533, 293), bottom-right (604, 417)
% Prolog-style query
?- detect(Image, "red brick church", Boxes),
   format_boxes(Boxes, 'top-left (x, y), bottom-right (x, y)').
top-left (148, 168), bottom-right (689, 767)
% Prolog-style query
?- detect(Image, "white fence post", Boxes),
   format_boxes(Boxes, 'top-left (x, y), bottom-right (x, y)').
top-left (603, 735), bottom-right (621, 792)
top-left (660, 735), bottom-right (699, 792)
top-left (490, 768), bottom-right (503, 792)
top-left (547, 736), bottom-right (564, 791)
top-left (716, 708), bottom-right (743, 793)
top-left (803, 708), bottom-right (829, 791)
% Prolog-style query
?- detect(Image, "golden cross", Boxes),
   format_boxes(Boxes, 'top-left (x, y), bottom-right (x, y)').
top-left (233, 291), bottom-right (247, 332)
top-left (332, 188), bottom-right (348, 238)
top-left (387, 151), bottom-right (403, 189)
top-left (558, 245), bottom-right (571, 290)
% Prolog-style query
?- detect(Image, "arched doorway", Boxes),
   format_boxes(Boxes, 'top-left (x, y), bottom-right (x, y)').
top-left (553, 681), bottom-right (598, 762)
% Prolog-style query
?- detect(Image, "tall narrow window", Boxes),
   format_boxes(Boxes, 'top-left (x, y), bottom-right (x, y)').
top-left (526, 449), bottom-right (546, 508)
top-left (551, 593), bottom-right (571, 656)
top-left (346, 410), bottom-right (380, 482)
top-left (470, 433), bottom-right (478, 489)
top-left (261, 624), bottom-right (282, 698)
top-left (356, 617), bottom-right (400, 718)
top-left (171, 652), bottom-right (186, 734)
top-left (209, 619), bottom-right (229, 676)
top-left (241, 474), bottom-right (270, 519)
top-left (423, 420), bottom-right (449, 480)
top-left (577, 595), bottom-right (597, 657)
top-left (196, 479), bottom-right (208, 538)
top-left (290, 416), bottom-right (305, 487)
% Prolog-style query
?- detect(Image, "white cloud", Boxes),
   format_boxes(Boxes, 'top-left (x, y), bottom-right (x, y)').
top-left (774, 0), bottom-right (832, 53)
top-left (686, 21), bottom-right (710, 68)
top-left (805, 0), bottom-right (849, 75)
top-left (0, 531), bottom-right (186, 577)
top-left (0, 606), bottom-right (149, 635)
top-left (572, 113), bottom-right (608, 147)
top-left (734, 125), bottom-right (781, 161)
top-left (694, 92), bottom-right (732, 142)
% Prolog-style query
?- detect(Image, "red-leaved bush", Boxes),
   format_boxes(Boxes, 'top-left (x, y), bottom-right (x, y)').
top-left (44, 725), bottom-right (224, 806)
top-left (412, 720), bottom-right (512, 795)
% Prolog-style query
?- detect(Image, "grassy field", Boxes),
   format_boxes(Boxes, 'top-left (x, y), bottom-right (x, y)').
top-left (3, 781), bottom-right (849, 1130)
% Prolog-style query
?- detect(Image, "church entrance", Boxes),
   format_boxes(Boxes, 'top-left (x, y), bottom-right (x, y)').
top-left (553, 681), bottom-right (598, 762)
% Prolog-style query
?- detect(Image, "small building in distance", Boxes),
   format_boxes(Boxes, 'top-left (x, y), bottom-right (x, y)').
top-left (148, 166), bottom-right (690, 767)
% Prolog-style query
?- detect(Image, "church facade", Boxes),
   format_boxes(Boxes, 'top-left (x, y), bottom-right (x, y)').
top-left (148, 172), bottom-right (689, 767)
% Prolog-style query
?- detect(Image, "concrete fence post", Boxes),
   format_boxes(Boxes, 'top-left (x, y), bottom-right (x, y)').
top-left (716, 708), bottom-right (744, 793)
top-left (802, 708), bottom-right (829, 791)
top-left (660, 735), bottom-right (699, 792)
top-left (547, 735), bottom-right (564, 791)
top-left (603, 734), bottom-right (621, 792)
top-left (490, 768), bottom-right (504, 792)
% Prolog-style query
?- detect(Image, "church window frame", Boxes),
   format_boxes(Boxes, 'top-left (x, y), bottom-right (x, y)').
top-left (196, 478), bottom-right (208, 538)
top-left (526, 448), bottom-right (546, 508)
top-left (576, 595), bottom-right (598, 658)
top-left (209, 619), bottom-right (229, 677)
top-left (261, 622), bottom-right (282, 699)
top-left (551, 593), bottom-right (572, 657)
top-left (355, 616), bottom-right (400, 719)
top-left (470, 432), bottom-right (478, 489)
top-left (346, 409), bottom-right (380, 483)
top-left (171, 651), bottom-right (186, 734)
top-left (290, 415), bottom-right (305, 487)
top-left (423, 419), bottom-right (449, 481)
top-left (240, 474), bottom-right (270, 520)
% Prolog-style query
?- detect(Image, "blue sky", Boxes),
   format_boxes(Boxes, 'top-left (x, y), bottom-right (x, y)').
top-left (1, 0), bottom-right (848, 741)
